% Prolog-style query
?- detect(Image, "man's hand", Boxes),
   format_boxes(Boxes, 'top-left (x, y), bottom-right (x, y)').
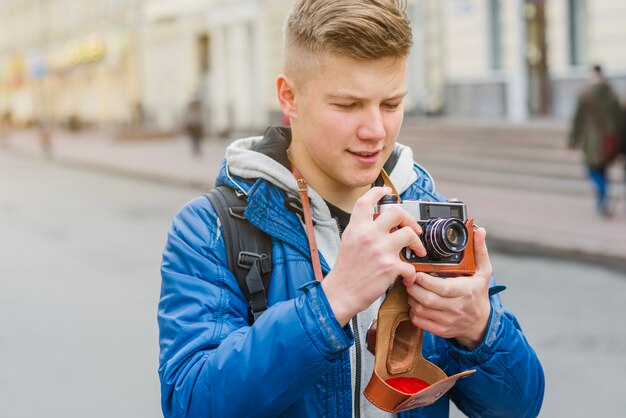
top-left (403, 227), bottom-right (493, 350)
top-left (322, 187), bottom-right (426, 326)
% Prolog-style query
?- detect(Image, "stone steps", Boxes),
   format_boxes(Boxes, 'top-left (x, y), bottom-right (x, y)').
top-left (398, 121), bottom-right (624, 197)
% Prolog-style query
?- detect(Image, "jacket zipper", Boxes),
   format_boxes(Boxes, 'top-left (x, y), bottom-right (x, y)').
top-left (352, 315), bottom-right (361, 418)
top-left (332, 215), bottom-right (360, 418)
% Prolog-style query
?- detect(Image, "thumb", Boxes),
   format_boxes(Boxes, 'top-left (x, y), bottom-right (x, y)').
top-left (473, 226), bottom-right (492, 278)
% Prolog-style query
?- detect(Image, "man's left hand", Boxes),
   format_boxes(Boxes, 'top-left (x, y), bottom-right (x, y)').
top-left (403, 227), bottom-right (493, 350)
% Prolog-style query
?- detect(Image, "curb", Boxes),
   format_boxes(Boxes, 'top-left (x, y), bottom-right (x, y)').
top-left (487, 235), bottom-right (626, 272)
top-left (4, 146), bottom-right (215, 191)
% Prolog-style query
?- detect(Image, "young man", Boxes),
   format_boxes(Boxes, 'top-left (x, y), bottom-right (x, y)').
top-left (158, 1), bottom-right (544, 417)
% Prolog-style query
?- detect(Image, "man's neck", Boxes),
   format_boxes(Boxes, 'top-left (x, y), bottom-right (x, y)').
top-left (296, 165), bottom-right (369, 213)
top-left (318, 184), bottom-right (369, 213)
top-left (287, 148), bottom-right (369, 213)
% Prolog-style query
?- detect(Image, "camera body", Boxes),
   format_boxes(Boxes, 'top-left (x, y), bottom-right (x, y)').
top-left (374, 195), bottom-right (475, 274)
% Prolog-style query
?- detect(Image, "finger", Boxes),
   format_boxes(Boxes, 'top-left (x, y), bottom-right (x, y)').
top-left (396, 262), bottom-right (418, 286)
top-left (414, 272), bottom-right (463, 298)
top-left (389, 226), bottom-right (427, 257)
top-left (406, 282), bottom-right (448, 310)
top-left (408, 299), bottom-right (447, 324)
top-left (351, 186), bottom-right (393, 225)
top-left (473, 227), bottom-right (493, 278)
top-left (374, 205), bottom-right (422, 235)
top-left (408, 310), bottom-right (448, 338)
top-left (402, 272), bottom-right (419, 287)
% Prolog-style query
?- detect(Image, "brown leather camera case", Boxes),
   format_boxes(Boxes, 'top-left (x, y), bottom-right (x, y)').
top-left (407, 218), bottom-right (476, 275)
top-left (363, 219), bottom-right (477, 412)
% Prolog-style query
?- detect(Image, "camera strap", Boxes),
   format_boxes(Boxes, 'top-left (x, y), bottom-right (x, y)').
top-left (291, 165), bottom-right (324, 282)
top-left (379, 168), bottom-right (400, 200)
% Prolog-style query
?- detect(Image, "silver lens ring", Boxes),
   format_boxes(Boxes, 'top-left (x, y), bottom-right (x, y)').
top-left (425, 218), bottom-right (468, 259)
top-left (430, 218), bottom-right (454, 257)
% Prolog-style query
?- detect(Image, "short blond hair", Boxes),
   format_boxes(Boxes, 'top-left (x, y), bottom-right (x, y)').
top-left (283, 0), bottom-right (412, 83)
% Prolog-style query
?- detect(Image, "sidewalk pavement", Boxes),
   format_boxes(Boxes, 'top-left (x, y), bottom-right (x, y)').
top-left (2, 123), bottom-right (625, 269)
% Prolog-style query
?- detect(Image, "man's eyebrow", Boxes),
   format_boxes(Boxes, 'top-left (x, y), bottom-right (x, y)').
top-left (326, 91), bottom-right (408, 101)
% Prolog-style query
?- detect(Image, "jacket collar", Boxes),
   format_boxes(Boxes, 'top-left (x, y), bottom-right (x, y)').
top-left (215, 126), bottom-right (429, 270)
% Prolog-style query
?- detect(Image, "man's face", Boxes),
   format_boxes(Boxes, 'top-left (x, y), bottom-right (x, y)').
top-left (288, 53), bottom-right (407, 193)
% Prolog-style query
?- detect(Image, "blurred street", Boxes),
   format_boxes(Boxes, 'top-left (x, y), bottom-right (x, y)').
top-left (2, 1), bottom-right (626, 417)
top-left (0, 152), bottom-right (193, 418)
top-left (1, 145), bottom-right (625, 418)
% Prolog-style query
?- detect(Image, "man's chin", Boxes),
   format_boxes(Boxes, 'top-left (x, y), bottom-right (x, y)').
top-left (349, 173), bottom-right (383, 189)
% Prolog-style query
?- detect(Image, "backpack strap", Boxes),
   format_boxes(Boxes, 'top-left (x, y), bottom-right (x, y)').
top-left (205, 186), bottom-right (273, 324)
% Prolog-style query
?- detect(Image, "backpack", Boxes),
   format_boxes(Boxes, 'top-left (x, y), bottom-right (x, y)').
top-left (205, 186), bottom-right (273, 325)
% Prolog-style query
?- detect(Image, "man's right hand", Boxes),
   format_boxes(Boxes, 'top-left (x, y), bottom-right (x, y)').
top-left (321, 186), bottom-right (426, 326)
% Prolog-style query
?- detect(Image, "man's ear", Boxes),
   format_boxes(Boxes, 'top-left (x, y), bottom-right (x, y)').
top-left (277, 74), bottom-right (298, 120)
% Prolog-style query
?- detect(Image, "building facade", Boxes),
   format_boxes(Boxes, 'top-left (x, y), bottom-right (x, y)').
top-left (138, 0), bottom-right (284, 135)
top-left (141, 0), bottom-right (215, 131)
top-left (1, 0), bottom-right (625, 130)
top-left (440, 0), bottom-right (626, 119)
top-left (0, 0), bottom-right (142, 127)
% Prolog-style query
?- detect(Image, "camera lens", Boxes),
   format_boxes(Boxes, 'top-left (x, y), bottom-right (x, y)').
top-left (447, 225), bottom-right (462, 246)
top-left (423, 218), bottom-right (468, 259)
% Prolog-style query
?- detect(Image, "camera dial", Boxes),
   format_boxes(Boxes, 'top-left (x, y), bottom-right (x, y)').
top-left (378, 194), bottom-right (399, 205)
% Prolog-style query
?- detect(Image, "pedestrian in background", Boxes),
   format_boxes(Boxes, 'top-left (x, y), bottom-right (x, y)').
top-left (38, 119), bottom-right (53, 159)
top-left (568, 64), bottom-right (623, 217)
top-left (620, 98), bottom-right (626, 211)
top-left (0, 111), bottom-right (11, 147)
top-left (183, 96), bottom-right (204, 156)
top-left (158, 1), bottom-right (544, 417)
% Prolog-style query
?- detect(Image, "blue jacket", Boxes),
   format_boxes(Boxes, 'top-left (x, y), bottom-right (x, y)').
top-left (158, 139), bottom-right (544, 418)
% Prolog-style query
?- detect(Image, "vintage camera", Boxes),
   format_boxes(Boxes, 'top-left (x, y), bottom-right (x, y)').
top-left (374, 195), bottom-right (474, 271)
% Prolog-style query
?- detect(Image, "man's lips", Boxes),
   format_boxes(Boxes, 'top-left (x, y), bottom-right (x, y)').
top-left (347, 149), bottom-right (383, 165)
top-left (348, 150), bottom-right (382, 157)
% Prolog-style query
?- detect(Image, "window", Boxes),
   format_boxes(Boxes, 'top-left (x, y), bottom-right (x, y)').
top-left (488, 0), bottom-right (503, 70)
top-left (197, 34), bottom-right (210, 75)
top-left (567, 0), bottom-right (587, 65)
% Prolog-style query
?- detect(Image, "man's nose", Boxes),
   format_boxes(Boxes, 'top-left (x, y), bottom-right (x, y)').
top-left (357, 108), bottom-right (386, 141)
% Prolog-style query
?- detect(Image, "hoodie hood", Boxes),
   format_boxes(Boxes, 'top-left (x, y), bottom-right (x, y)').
top-left (224, 126), bottom-right (421, 270)
top-left (226, 126), bottom-right (419, 219)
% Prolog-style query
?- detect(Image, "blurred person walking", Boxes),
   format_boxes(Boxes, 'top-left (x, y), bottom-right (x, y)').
top-left (183, 96), bottom-right (204, 156)
top-left (38, 119), bottom-right (53, 159)
top-left (620, 98), bottom-right (626, 211)
top-left (568, 65), bottom-right (623, 217)
top-left (133, 101), bottom-right (146, 129)
top-left (0, 111), bottom-right (11, 148)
